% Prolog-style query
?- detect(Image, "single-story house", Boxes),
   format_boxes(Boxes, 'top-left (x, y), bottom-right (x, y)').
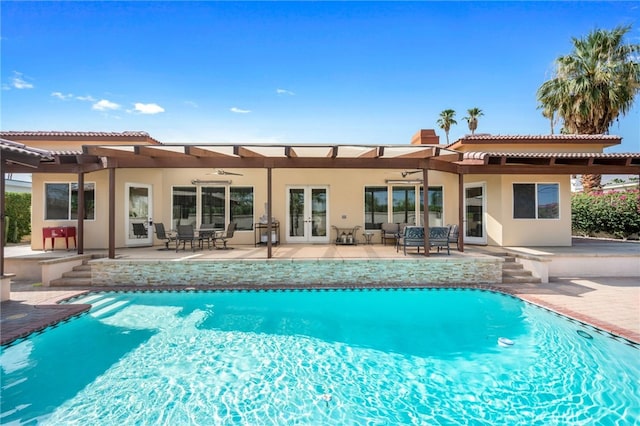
top-left (1, 130), bottom-right (639, 261)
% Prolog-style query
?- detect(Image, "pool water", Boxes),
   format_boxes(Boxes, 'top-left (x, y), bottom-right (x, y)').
top-left (1, 289), bottom-right (638, 425)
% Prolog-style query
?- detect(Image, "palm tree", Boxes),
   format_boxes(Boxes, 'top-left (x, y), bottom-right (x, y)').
top-left (463, 108), bottom-right (484, 135)
top-left (436, 109), bottom-right (457, 144)
top-left (537, 25), bottom-right (640, 192)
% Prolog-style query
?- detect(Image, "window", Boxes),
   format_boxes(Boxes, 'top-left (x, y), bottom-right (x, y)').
top-left (364, 186), bottom-right (388, 229)
top-left (513, 183), bottom-right (559, 219)
top-left (173, 186), bottom-right (197, 228)
top-left (392, 186), bottom-right (416, 224)
top-left (45, 182), bottom-right (95, 220)
top-left (172, 186), bottom-right (254, 230)
top-left (230, 187), bottom-right (254, 231)
top-left (419, 186), bottom-right (444, 226)
top-left (364, 185), bottom-right (443, 228)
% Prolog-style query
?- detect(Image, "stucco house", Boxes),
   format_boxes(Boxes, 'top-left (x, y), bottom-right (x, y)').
top-left (1, 130), bottom-right (639, 258)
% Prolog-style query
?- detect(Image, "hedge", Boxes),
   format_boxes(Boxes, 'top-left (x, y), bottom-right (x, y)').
top-left (4, 192), bottom-right (32, 244)
top-left (572, 189), bottom-right (640, 239)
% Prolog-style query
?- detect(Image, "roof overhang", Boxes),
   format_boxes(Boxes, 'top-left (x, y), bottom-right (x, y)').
top-left (2, 142), bottom-right (639, 176)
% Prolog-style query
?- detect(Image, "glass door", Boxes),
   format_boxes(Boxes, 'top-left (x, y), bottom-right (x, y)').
top-left (286, 186), bottom-right (329, 243)
top-left (464, 183), bottom-right (486, 245)
top-left (125, 183), bottom-right (153, 246)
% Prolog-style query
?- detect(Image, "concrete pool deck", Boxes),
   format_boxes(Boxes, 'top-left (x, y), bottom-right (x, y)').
top-left (1, 238), bottom-right (639, 346)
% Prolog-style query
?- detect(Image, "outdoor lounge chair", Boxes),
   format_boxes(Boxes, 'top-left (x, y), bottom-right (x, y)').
top-left (213, 222), bottom-right (236, 249)
top-left (429, 226), bottom-right (451, 255)
top-left (154, 223), bottom-right (176, 250)
top-left (397, 226), bottom-right (425, 255)
top-left (176, 224), bottom-right (203, 252)
top-left (381, 222), bottom-right (400, 246)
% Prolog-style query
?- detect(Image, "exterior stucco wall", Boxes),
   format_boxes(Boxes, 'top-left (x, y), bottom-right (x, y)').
top-left (31, 168), bottom-right (462, 249)
top-left (464, 174), bottom-right (572, 247)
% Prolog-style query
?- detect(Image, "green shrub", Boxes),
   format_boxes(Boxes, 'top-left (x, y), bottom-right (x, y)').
top-left (572, 189), bottom-right (640, 239)
top-left (4, 192), bottom-right (32, 244)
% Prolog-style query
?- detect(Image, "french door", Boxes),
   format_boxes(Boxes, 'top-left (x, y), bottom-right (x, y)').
top-left (125, 183), bottom-right (153, 246)
top-left (286, 186), bottom-right (329, 243)
top-left (464, 183), bottom-right (486, 245)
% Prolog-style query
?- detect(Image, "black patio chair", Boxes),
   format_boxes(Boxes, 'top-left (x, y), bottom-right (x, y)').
top-left (213, 222), bottom-right (236, 249)
top-left (154, 223), bottom-right (176, 250)
top-left (175, 224), bottom-right (203, 252)
top-left (132, 223), bottom-right (147, 238)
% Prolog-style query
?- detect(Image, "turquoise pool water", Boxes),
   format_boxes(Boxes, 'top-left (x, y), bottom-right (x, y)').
top-left (1, 289), bottom-right (638, 425)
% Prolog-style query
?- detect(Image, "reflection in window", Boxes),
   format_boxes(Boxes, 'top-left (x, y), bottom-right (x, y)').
top-left (392, 186), bottom-right (416, 225)
top-left (173, 186), bottom-right (197, 228)
top-left (513, 183), bottom-right (559, 219)
top-left (364, 187), bottom-right (388, 230)
top-left (45, 182), bottom-right (95, 220)
top-left (230, 187), bottom-right (254, 231)
top-left (419, 186), bottom-right (444, 226)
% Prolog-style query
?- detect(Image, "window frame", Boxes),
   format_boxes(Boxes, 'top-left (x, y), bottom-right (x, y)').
top-left (363, 184), bottom-right (444, 228)
top-left (171, 185), bottom-right (255, 231)
top-left (512, 182), bottom-right (560, 220)
top-left (44, 181), bottom-right (96, 221)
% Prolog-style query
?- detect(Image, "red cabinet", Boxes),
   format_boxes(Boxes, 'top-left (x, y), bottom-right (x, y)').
top-left (42, 226), bottom-right (77, 251)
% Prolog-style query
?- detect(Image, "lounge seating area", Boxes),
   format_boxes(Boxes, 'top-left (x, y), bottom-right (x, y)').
top-left (396, 225), bottom-right (451, 255)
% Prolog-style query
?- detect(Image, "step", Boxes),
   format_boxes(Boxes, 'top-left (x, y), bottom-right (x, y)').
top-left (49, 277), bottom-right (92, 286)
top-left (502, 262), bottom-right (524, 271)
top-left (72, 264), bottom-right (92, 272)
top-left (502, 275), bottom-right (541, 284)
top-left (61, 270), bottom-right (92, 279)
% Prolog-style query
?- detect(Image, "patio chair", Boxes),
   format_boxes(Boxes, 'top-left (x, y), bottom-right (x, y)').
top-left (213, 222), bottom-right (236, 249)
top-left (429, 226), bottom-right (451, 255)
top-left (447, 224), bottom-right (460, 251)
top-left (397, 226), bottom-right (425, 255)
top-left (381, 222), bottom-right (400, 246)
top-left (176, 224), bottom-right (203, 252)
top-left (132, 223), bottom-right (147, 238)
top-left (154, 223), bottom-right (176, 250)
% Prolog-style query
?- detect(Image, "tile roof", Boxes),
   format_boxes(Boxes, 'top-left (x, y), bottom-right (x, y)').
top-left (463, 151), bottom-right (639, 160)
top-left (0, 131), bottom-right (162, 145)
top-left (0, 138), bottom-right (52, 158)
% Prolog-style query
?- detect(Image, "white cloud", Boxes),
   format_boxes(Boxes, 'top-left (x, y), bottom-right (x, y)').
top-left (230, 107), bottom-right (251, 114)
top-left (11, 72), bottom-right (34, 89)
top-left (134, 103), bottom-right (165, 114)
top-left (51, 92), bottom-right (73, 100)
top-left (184, 100), bottom-right (198, 108)
top-left (276, 88), bottom-right (295, 96)
top-left (92, 99), bottom-right (120, 111)
top-left (76, 95), bottom-right (96, 102)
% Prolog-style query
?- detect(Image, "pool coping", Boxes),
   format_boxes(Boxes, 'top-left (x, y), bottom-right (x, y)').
top-left (2, 283), bottom-right (639, 348)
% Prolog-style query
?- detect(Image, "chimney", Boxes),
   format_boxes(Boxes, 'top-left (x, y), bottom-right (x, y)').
top-left (410, 129), bottom-right (440, 145)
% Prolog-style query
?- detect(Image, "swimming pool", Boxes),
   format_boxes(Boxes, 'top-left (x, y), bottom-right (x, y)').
top-left (1, 288), bottom-right (638, 425)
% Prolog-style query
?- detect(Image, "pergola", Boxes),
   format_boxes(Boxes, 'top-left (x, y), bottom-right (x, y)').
top-left (2, 138), bottom-right (639, 266)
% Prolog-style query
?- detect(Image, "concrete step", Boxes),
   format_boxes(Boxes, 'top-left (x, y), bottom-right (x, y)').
top-left (502, 262), bottom-right (524, 271)
top-left (50, 262), bottom-right (92, 286)
top-left (61, 270), bottom-right (92, 279)
top-left (49, 277), bottom-right (92, 286)
top-left (502, 275), bottom-right (541, 284)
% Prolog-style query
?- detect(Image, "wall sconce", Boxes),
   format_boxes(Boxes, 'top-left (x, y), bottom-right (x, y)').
top-left (191, 179), bottom-right (232, 185)
top-left (385, 179), bottom-right (423, 185)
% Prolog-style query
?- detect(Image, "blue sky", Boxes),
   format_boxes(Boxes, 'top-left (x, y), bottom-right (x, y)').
top-left (2, 1), bottom-right (639, 152)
